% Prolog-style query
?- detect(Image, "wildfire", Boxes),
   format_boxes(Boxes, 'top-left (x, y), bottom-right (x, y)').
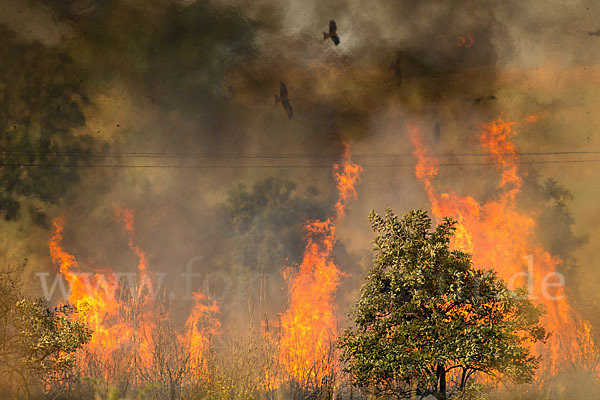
top-left (49, 216), bottom-right (131, 375)
top-left (117, 207), bottom-right (149, 273)
top-left (278, 143), bottom-right (362, 386)
top-left (48, 209), bottom-right (219, 382)
top-left (408, 116), bottom-right (594, 376)
top-left (334, 144), bottom-right (363, 220)
top-left (180, 290), bottom-right (221, 374)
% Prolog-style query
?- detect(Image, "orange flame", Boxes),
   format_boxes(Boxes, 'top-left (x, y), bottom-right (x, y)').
top-left (409, 117), bottom-right (594, 376)
top-left (279, 143), bottom-right (362, 385)
top-left (179, 290), bottom-right (221, 374)
top-left (334, 144), bottom-right (363, 219)
top-left (48, 210), bottom-right (219, 382)
top-left (49, 216), bottom-right (129, 374)
top-left (116, 207), bottom-right (149, 273)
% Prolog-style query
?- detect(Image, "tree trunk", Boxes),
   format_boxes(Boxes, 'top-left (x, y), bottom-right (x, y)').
top-left (436, 364), bottom-right (446, 400)
top-left (460, 367), bottom-right (467, 391)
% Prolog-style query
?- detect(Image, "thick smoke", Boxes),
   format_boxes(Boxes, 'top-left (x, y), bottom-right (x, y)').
top-left (0, 0), bottom-right (599, 392)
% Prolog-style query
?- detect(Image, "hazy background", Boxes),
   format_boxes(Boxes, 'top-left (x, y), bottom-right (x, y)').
top-left (0, 0), bottom-right (598, 336)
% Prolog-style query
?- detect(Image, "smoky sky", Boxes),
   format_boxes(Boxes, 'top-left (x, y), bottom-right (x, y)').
top-left (0, 0), bottom-right (599, 336)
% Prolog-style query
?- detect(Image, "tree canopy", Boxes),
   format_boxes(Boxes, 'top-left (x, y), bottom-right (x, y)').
top-left (339, 209), bottom-right (547, 399)
top-left (224, 176), bottom-right (326, 274)
top-left (0, 265), bottom-right (92, 399)
top-left (0, 25), bottom-right (96, 224)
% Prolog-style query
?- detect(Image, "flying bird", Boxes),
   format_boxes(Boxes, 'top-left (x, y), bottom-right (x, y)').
top-left (323, 20), bottom-right (340, 45)
top-left (274, 82), bottom-right (293, 119)
top-left (469, 95), bottom-right (498, 104)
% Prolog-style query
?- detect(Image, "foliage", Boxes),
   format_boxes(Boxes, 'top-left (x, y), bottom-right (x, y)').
top-left (224, 176), bottom-right (325, 274)
top-left (0, 265), bottom-right (92, 399)
top-left (519, 173), bottom-right (588, 274)
top-left (339, 209), bottom-right (547, 399)
top-left (0, 25), bottom-right (96, 223)
top-left (0, 0), bottom-right (258, 224)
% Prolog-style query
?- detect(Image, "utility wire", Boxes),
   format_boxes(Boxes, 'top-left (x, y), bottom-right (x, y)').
top-left (1, 159), bottom-right (600, 169)
top-left (1, 150), bottom-right (600, 158)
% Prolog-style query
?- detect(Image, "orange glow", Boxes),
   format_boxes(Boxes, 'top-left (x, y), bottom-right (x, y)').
top-left (180, 291), bottom-right (221, 374)
top-left (409, 117), bottom-right (594, 376)
top-left (48, 210), bottom-right (218, 382)
top-left (279, 143), bottom-right (362, 386)
top-left (334, 143), bottom-right (363, 220)
top-left (116, 207), bottom-right (149, 273)
top-left (456, 34), bottom-right (474, 48)
top-left (50, 216), bottom-right (132, 376)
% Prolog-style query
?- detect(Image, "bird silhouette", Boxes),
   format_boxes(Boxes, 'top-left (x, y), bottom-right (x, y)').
top-left (274, 82), bottom-right (293, 119)
top-left (323, 20), bottom-right (340, 45)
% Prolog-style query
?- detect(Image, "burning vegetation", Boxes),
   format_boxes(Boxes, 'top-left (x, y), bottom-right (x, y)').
top-left (1, 0), bottom-right (600, 399)
top-left (278, 144), bottom-right (361, 387)
top-left (408, 117), bottom-right (596, 379)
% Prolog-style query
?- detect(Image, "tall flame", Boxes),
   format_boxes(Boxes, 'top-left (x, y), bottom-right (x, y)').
top-left (48, 209), bottom-right (219, 382)
top-left (180, 291), bottom-right (221, 374)
top-left (116, 207), bottom-right (149, 273)
top-left (409, 117), bottom-right (593, 376)
top-left (279, 143), bottom-right (362, 385)
top-left (49, 216), bottom-right (130, 375)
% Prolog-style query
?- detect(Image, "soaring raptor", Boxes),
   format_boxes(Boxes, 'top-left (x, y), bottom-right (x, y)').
top-left (274, 82), bottom-right (293, 119)
top-left (323, 20), bottom-right (340, 45)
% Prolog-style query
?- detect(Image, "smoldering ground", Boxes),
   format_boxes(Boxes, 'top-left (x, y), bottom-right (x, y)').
top-left (1, 0), bottom-right (600, 386)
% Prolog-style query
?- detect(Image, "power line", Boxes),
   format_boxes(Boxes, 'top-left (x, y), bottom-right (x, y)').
top-left (1, 159), bottom-right (600, 169)
top-left (1, 150), bottom-right (600, 159)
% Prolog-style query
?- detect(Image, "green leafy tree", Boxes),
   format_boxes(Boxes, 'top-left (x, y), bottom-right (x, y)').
top-left (224, 176), bottom-right (325, 274)
top-left (339, 209), bottom-right (547, 399)
top-left (0, 265), bottom-right (92, 399)
top-left (0, 25), bottom-right (95, 223)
